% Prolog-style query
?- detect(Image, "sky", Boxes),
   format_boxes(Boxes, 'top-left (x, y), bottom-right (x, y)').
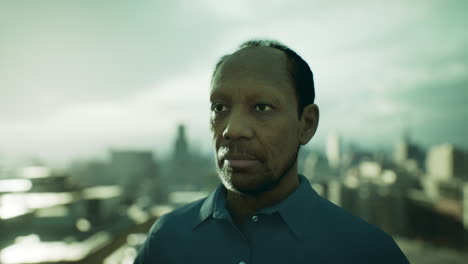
top-left (1, 0), bottom-right (467, 166)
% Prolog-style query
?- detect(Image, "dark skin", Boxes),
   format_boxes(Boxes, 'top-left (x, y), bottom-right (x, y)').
top-left (210, 47), bottom-right (319, 227)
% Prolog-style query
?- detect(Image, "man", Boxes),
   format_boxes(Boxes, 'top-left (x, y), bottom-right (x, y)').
top-left (134, 40), bottom-right (409, 263)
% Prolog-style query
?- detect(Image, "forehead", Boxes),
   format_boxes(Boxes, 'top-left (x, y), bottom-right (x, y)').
top-left (211, 47), bottom-right (296, 102)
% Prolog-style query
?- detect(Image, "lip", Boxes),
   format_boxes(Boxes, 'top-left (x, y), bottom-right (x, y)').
top-left (221, 153), bottom-right (260, 170)
top-left (224, 159), bottom-right (260, 169)
top-left (223, 153), bottom-right (258, 160)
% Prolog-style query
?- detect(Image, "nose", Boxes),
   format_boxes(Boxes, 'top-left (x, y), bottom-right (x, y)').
top-left (222, 109), bottom-right (254, 140)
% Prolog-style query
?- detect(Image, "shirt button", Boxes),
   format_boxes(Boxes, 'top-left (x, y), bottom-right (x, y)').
top-left (251, 215), bottom-right (259, 222)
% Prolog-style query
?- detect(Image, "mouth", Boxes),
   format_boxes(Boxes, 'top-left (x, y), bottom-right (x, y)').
top-left (221, 153), bottom-right (261, 170)
top-left (224, 159), bottom-right (260, 169)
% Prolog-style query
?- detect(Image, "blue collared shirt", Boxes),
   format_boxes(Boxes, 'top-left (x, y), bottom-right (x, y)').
top-left (134, 174), bottom-right (409, 263)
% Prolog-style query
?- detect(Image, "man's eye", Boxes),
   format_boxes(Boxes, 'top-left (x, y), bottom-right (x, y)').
top-left (255, 104), bottom-right (273, 112)
top-left (212, 104), bottom-right (227, 112)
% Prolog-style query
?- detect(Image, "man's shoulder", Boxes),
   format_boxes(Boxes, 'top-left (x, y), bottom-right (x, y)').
top-left (133, 198), bottom-right (210, 263)
top-left (313, 195), bottom-right (407, 261)
top-left (148, 197), bottom-right (206, 237)
top-left (314, 195), bottom-right (389, 239)
top-left (315, 195), bottom-right (378, 229)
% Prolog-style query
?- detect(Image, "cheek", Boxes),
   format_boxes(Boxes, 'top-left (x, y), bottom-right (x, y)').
top-left (210, 122), bottom-right (223, 143)
top-left (211, 125), bottom-right (225, 164)
top-left (263, 123), bottom-right (298, 163)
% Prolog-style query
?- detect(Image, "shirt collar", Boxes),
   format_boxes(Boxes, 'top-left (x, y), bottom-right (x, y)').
top-left (259, 174), bottom-right (319, 238)
top-left (194, 184), bottom-right (229, 229)
top-left (194, 174), bottom-right (319, 238)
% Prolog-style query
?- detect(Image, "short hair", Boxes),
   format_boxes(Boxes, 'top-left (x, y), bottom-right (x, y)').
top-left (211, 39), bottom-right (315, 119)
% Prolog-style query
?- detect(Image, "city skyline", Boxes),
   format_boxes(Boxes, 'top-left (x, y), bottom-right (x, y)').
top-left (0, 121), bottom-right (464, 169)
top-left (1, 0), bottom-right (467, 166)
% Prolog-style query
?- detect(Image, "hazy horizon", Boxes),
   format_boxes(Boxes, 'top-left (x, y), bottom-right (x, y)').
top-left (1, 0), bottom-right (467, 167)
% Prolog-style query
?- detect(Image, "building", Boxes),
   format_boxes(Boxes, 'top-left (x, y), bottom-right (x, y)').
top-left (164, 124), bottom-right (215, 192)
top-left (426, 143), bottom-right (468, 181)
top-left (394, 134), bottom-right (425, 173)
top-left (326, 133), bottom-right (341, 169)
top-left (0, 165), bottom-right (133, 264)
top-left (109, 150), bottom-right (161, 204)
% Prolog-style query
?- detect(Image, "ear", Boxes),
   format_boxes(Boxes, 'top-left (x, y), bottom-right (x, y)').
top-left (299, 104), bottom-right (319, 145)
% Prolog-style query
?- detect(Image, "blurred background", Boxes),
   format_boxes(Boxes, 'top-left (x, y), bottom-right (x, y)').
top-left (1, 0), bottom-right (467, 263)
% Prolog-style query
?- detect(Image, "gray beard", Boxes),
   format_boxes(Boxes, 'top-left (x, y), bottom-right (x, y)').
top-left (220, 144), bottom-right (300, 197)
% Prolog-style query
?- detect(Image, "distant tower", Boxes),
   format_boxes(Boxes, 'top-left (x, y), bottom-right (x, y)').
top-left (326, 133), bottom-right (341, 169)
top-left (173, 124), bottom-right (189, 161)
top-left (394, 130), bottom-right (410, 164)
top-left (169, 124), bottom-right (196, 191)
top-left (394, 129), bottom-right (425, 171)
top-left (394, 141), bottom-right (409, 164)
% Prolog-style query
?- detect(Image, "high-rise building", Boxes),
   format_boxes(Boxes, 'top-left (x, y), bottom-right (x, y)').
top-left (166, 124), bottom-right (215, 192)
top-left (394, 132), bottom-right (425, 171)
top-left (173, 125), bottom-right (189, 162)
top-left (302, 151), bottom-right (334, 182)
top-left (394, 140), bottom-right (409, 164)
top-left (426, 143), bottom-right (468, 181)
top-left (109, 150), bottom-right (160, 203)
top-left (326, 133), bottom-right (341, 169)
top-left (463, 183), bottom-right (468, 230)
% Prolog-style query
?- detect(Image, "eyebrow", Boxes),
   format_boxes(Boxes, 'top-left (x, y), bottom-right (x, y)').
top-left (209, 91), bottom-right (227, 102)
top-left (210, 90), bottom-right (283, 106)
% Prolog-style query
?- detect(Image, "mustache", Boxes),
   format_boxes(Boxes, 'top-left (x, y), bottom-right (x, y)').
top-left (218, 145), bottom-right (264, 162)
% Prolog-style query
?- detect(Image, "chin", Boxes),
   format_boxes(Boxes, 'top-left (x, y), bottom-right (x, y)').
top-left (220, 170), bottom-right (277, 196)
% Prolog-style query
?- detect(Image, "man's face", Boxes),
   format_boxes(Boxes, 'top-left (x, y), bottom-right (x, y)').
top-left (210, 47), bottom-right (302, 196)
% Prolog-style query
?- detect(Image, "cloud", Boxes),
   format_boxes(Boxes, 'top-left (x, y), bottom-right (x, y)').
top-left (1, 0), bottom-right (467, 164)
top-left (0, 0), bottom-right (229, 120)
top-left (0, 68), bottom-right (214, 164)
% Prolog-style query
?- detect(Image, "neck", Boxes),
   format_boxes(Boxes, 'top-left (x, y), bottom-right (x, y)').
top-left (225, 166), bottom-right (300, 227)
